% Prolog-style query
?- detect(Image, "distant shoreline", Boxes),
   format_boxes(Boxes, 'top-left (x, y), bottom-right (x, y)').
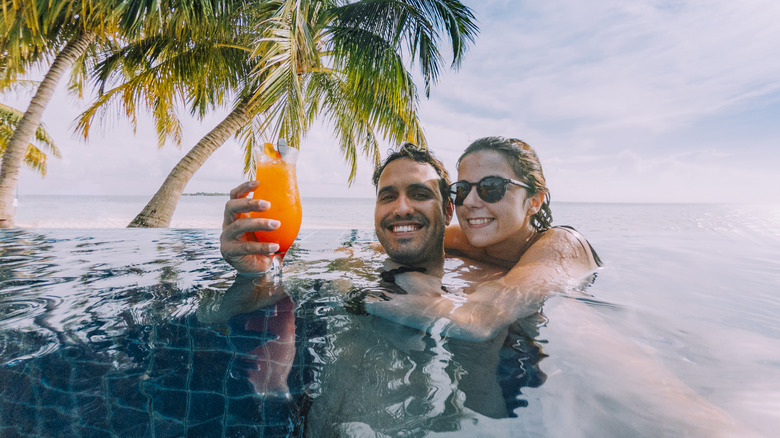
top-left (182, 192), bottom-right (228, 197)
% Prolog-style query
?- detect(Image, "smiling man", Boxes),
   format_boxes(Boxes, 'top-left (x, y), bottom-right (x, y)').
top-left (220, 142), bottom-right (453, 278)
top-left (371, 143), bottom-right (453, 273)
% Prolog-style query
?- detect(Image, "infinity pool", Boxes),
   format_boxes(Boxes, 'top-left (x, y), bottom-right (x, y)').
top-left (2, 204), bottom-right (780, 437)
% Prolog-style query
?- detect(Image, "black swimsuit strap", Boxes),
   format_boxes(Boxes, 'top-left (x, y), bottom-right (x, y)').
top-left (551, 225), bottom-right (603, 267)
top-left (518, 230), bottom-right (546, 256)
top-left (380, 266), bottom-right (427, 284)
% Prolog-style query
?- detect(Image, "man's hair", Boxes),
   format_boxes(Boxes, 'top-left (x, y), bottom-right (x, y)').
top-left (458, 136), bottom-right (552, 231)
top-left (372, 142), bottom-right (451, 211)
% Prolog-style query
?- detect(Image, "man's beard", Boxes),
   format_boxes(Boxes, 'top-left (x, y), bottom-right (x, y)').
top-left (378, 216), bottom-right (445, 266)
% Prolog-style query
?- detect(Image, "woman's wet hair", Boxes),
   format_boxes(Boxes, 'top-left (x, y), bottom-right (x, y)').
top-left (373, 142), bottom-right (452, 211)
top-left (458, 136), bottom-right (552, 231)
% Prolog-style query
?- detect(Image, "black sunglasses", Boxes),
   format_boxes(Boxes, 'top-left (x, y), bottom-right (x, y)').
top-left (449, 176), bottom-right (530, 206)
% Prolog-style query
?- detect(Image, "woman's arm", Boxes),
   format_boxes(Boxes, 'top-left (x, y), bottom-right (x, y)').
top-left (443, 224), bottom-right (485, 258)
top-left (366, 228), bottom-right (598, 341)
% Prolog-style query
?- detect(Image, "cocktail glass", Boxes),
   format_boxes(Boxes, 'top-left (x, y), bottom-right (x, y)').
top-left (247, 140), bottom-right (302, 276)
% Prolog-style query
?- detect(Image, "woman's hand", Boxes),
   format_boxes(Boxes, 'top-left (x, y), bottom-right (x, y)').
top-left (393, 271), bottom-right (446, 297)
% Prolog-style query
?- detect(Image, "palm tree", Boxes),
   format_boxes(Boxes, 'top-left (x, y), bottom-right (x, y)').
top-left (0, 0), bottom-right (246, 228)
top-left (79, 0), bottom-right (477, 227)
top-left (0, 103), bottom-right (60, 176)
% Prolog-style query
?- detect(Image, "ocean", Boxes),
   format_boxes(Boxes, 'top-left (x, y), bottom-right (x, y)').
top-left (13, 194), bottom-right (377, 229)
top-left (16, 194), bottom-right (780, 234)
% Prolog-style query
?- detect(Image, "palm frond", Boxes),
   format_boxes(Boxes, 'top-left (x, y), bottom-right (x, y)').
top-left (0, 102), bottom-right (60, 175)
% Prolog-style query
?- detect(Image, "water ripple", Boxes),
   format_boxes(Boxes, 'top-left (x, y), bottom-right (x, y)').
top-left (0, 296), bottom-right (53, 330)
top-left (0, 326), bottom-right (60, 367)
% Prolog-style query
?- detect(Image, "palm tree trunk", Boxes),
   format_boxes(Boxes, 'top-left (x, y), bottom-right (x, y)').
top-left (0, 31), bottom-right (96, 228)
top-left (128, 99), bottom-right (251, 227)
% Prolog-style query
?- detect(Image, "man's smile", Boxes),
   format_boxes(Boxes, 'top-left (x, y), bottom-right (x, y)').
top-left (390, 223), bottom-right (423, 233)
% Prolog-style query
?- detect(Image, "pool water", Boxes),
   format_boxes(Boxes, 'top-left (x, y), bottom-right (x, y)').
top-left (2, 203), bottom-right (780, 437)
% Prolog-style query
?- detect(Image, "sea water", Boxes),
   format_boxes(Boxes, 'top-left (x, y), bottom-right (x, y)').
top-left (13, 195), bottom-right (376, 229)
top-left (2, 197), bottom-right (780, 437)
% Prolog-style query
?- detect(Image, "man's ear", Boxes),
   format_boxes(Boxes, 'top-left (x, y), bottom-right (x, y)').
top-left (445, 200), bottom-right (454, 225)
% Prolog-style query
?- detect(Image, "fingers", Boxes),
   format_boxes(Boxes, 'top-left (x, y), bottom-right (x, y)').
top-left (229, 181), bottom-right (260, 199)
top-left (222, 240), bottom-right (280, 258)
top-left (223, 197), bottom-right (271, 228)
top-left (222, 216), bottom-right (281, 242)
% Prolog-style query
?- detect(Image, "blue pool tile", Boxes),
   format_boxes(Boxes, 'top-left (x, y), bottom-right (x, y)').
top-left (0, 370), bottom-right (34, 403)
top-left (149, 387), bottom-right (188, 420)
top-left (70, 365), bottom-right (109, 392)
top-left (108, 406), bottom-right (150, 436)
top-left (39, 406), bottom-right (78, 436)
top-left (185, 417), bottom-right (223, 436)
top-left (259, 395), bottom-right (296, 426)
top-left (188, 391), bottom-right (225, 423)
top-left (38, 386), bottom-right (72, 410)
top-left (73, 393), bottom-right (108, 423)
top-left (224, 424), bottom-right (266, 437)
top-left (228, 334), bottom-right (274, 353)
top-left (79, 424), bottom-right (115, 438)
top-left (189, 326), bottom-right (232, 351)
top-left (151, 416), bottom-right (186, 438)
top-left (224, 371), bottom-right (253, 398)
top-left (226, 395), bottom-right (264, 423)
top-left (0, 426), bottom-right (25, 438)
top-left (37, 355), bottom-right (72, 392)
top-left (261, 423), bottom-right (299, 438)
top-left (189, 350), bottom-right (232, 392)
top-left (150, 373), bottom-right (188, 393)
top-left (107, 376), bottom-right (148, 410)
top-left (71, 353), bottom-right (111, 374)
top-left (1, 402), bottom-right (37, 435)
top-left (153, 323), bottom-right (192, 350)
top-left (151, 346), bottom-right (190, 371)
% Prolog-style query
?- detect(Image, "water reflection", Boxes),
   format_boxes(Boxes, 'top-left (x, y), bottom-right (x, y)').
top-left (3, 224), bottom-right (779, 436)
top-left (192, 246), bottom-right (547, 435)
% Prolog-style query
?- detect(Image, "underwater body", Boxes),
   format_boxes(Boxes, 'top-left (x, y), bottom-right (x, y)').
top-left (2, 201), bottom-right (780, 437)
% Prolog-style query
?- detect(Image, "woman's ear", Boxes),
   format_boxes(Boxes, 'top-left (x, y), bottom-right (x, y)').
top-left (528, 192), bottom-right (545, 215)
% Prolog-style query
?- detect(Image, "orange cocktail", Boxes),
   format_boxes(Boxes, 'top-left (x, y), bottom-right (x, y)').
top-left (248, 141), bottom-right (302, 258)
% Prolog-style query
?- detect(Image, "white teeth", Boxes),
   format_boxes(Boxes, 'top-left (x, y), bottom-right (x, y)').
top-left (392, 225), bottom-right (418, 233)
top-left (468, 218), bottom-right (492, 225)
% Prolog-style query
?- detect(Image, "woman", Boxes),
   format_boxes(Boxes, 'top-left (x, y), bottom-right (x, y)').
top-left (364, 136), bottom-right (602, 342)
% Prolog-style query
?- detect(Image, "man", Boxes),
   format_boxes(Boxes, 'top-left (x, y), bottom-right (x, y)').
top-left (220, 142), bottom-right (453, 282)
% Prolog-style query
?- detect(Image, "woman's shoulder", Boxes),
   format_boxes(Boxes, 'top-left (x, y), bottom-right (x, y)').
top-left (529, 226), bottom-right (603, 268)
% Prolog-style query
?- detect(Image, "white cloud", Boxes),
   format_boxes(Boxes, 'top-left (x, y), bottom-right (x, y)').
top-left (447, 0), bottom-right (780, 131)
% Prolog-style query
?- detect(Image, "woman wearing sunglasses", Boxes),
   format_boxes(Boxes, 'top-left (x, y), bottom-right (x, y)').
top-left (365, 136), bottom-right (602, 342)
top-left (444, 136), bottom-right (601, 271)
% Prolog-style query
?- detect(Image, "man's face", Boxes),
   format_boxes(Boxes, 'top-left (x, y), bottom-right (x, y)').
top-left (374, 158), bottom-right (452, 267)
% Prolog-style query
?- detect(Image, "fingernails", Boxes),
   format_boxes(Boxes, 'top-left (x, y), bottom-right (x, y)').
top-left (269, 220), bottom-right (281, 229)
top-left (269, 243), bottom-right (280, 252)
top-left (256, 200), bottom-right (271, 209)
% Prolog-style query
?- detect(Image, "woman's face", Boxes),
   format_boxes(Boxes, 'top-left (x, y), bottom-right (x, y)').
top-left (455, 150), bottom-right (537, 250)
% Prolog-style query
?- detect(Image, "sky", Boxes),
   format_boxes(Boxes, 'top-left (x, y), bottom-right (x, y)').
top-left (4, 0), bottom-right (780, 204)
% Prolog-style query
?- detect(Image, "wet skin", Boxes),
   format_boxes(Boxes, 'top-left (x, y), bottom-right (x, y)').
top-left (455, 150), bottom-right (543, 263)
top-left (373, 158), bottom-right (452, 273)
